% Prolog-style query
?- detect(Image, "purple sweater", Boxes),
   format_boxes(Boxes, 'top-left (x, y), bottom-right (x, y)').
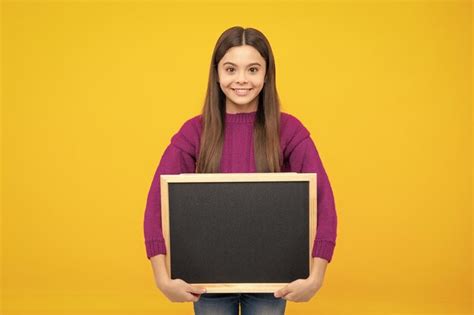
top-left (143, 111), bottom-right (338, 262)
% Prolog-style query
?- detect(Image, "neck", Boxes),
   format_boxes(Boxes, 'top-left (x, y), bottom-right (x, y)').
top-left (225, 99), bottom-right (258, 114)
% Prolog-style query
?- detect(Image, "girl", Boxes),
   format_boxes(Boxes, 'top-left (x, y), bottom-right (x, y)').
top-left (143, 26), bottom-right (338, 315)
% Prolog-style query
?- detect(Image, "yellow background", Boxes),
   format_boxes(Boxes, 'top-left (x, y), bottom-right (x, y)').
top-left (1, 1), bottom-right (472, 314)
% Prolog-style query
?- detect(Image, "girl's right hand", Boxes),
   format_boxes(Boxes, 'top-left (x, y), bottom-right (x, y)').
top-left (159, 278), bottom-right (207, 303)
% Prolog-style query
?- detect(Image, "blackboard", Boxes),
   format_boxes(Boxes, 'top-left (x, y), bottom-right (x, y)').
top-left (160, 173), bottom-right (317, 293)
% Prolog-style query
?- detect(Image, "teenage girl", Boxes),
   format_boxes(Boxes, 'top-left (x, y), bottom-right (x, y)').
top-left (143, 26), bottom-right (338, 315)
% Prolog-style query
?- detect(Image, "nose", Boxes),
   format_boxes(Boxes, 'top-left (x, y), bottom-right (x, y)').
top-left (236, 70), bottom-right (248, 84)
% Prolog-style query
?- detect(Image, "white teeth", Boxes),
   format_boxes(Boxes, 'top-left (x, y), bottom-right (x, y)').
top-left (233, 88), bottom-right (251, 96)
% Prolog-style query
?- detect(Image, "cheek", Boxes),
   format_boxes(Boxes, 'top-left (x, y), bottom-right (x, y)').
top-left (219, 81), bottom-right (232, 94)
top-left (220, 79), bottom-right (233, 87)
top-left (252, 73), bottom-right (265, 85)
top-left (252, 78), bottom-right (265, 90)
top-left (217, 69), bottom-right (230, 83)
top-left (218, 75), bottom-right (233, 87)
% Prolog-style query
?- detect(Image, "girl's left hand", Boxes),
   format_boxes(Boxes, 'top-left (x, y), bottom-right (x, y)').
top-left (273, 277), bottom-right (323, 302)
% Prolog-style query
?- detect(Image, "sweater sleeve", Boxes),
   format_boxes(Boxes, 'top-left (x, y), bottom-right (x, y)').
top-left (287, 127), bottom-right (338, 263)
top-left (143, 119), bottom-right (198, 260)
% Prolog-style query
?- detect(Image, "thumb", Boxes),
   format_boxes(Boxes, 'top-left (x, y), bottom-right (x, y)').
top-left (274, 286), bottom-right (290, 298)
top-left (188, 285), bottom-right (207, 294)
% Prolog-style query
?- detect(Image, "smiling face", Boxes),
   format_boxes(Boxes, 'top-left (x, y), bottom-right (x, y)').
top-left (217, 45), bottom-right (267, 114)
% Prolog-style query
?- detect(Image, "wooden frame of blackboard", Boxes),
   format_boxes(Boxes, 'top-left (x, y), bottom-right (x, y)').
top-left (160, 172), bottom-right (317, 293)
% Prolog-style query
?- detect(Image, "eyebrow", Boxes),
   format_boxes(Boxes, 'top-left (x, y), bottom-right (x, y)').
top-left (222, 62), bottom-right (262, 67)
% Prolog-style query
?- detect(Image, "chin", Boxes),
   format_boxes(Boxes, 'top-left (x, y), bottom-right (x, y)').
top-left (232, 101), bottom-right (255, 107)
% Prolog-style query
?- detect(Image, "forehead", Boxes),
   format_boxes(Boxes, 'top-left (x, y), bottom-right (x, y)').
top-left (220, 45), bottom-right (265, 66)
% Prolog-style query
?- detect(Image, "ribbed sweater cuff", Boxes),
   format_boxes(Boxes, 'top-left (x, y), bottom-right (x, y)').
top-left (145, 239), bottom-right (167, 259)
top-left (312, 240), bottom-right (335, 263)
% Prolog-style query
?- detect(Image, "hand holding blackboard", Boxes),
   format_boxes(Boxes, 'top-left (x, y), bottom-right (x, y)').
top-left (150, 254), bottom-right (207, 302)
top-left (274, 270), bottom-right (323, 302)
top-left (160, 278), bottom-right (207, 303)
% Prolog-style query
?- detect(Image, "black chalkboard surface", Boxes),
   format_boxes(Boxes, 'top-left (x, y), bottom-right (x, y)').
top-left (160, 173), bottom-right (317, 293)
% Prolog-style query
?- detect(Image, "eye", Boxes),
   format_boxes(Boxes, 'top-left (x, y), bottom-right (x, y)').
top-left (249, 67), bottom-right (259, 73)
top-left (225, 67), bottom-right (235, 73)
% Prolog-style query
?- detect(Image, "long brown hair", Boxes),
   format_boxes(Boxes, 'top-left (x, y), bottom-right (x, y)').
top-left (196, 26), bottom-right (282, 173)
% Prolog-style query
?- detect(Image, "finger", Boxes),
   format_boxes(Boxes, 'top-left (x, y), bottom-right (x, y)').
top-left (274, 286), bottom-right (290, 298)
top-left (282, 292), bottom-right (296, 301)
top-left (186, 292), bottom-right (200, 302)
top-left (279, 290), bottom-right (291, 299)
top-left (188, 285), bottom-right (207, 294)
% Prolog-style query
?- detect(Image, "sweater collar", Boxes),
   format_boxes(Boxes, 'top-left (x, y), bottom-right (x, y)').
top-left (225, 111), bottom-right (257, 124)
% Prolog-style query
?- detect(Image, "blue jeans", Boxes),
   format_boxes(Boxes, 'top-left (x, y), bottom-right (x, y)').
top-left (193, 293), bottom-right (286, 315)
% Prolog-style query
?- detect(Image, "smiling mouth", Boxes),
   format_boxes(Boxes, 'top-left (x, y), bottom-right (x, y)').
top-left (231, 88), bottom-right (253, 96)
